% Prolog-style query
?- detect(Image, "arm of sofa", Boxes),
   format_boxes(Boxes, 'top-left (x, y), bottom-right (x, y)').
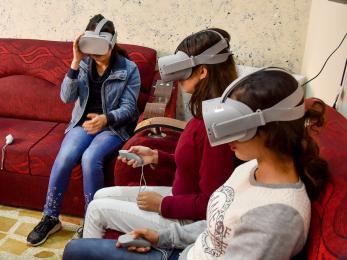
top-left (135, 116), bottom-right (187, 135)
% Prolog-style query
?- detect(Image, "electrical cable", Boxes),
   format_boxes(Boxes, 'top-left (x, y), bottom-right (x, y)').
top-left (138, 164), bottom-right (147, 193)
top-left (333, 57), bottom-right (347, 108)
top-left (302, 33), bottom-right (347, 87)
top-left (1, 144), bottom-right (8, 170)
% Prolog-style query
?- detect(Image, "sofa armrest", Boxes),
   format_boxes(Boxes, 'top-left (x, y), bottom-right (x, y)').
top-left (135, 117), bottom-right (187, 135)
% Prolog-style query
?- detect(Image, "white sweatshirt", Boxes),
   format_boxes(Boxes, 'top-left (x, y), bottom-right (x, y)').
top-left (158, 160), bottom-right (311, 260)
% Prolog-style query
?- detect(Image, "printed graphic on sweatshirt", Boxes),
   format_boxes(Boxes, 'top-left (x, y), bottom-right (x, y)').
top-left (201, 185), bottom-right (234, 257)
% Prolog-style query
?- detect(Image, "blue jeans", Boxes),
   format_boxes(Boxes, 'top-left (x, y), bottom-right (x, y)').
top-left (43, 126), bottom-right (123, 218)
top-left (63, 239), bottom-right (182, 260)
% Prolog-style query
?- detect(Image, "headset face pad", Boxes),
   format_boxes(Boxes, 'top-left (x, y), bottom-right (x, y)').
top-left (158, 51), bottom-right (193, 82)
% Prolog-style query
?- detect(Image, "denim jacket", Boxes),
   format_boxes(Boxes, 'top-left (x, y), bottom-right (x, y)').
top-left (60, 55), bottom-right (141, 141)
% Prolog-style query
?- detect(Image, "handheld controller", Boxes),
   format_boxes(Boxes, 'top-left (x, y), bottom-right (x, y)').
top-left (118, 234), bottom-right (151, 247)
top-left (118, 150), bottom-right (143, 167)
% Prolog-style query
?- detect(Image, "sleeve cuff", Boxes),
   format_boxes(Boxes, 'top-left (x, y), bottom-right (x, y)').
top-left (157, 150), bottom-right (175, 168)
top-left (106, 112), bottom-right (116, 126)
top-left (157, 228), bottom-right (174, 249)
top-left (67, 68), bottom-right (79, 79)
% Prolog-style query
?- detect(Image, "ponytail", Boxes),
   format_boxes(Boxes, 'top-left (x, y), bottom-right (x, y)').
top-left (296, 100), bottom-right (329, 199)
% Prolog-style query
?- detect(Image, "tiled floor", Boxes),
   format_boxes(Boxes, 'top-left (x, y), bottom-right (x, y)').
top-left (0, 205), bottom-right (81, 259)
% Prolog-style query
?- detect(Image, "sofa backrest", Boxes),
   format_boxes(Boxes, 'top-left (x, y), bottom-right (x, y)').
top-left (0, 39), bottom-right (157, 123)
top-left (305, 99), bottom-right (347, 259)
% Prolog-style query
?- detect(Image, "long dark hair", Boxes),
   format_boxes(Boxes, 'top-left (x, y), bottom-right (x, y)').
top-left (231, 70), bottom-right (328, 199)
top-left (176, 28), bottom-right (238, 118)
top-left (86, 14), bottom-right (128, 59)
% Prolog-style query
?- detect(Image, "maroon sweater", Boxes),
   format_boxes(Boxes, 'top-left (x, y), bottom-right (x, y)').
top-left (158, 118), bottom-right (234, 220)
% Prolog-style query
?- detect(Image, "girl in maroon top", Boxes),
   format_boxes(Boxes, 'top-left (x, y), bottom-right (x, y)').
top-left (82, 28), bottom-right (238, 238)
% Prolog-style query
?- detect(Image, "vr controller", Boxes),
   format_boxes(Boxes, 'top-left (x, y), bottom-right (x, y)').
top-left (118, 234), bottom-right (151, 248)
top-left (118, 150), bottom-right (144, 167)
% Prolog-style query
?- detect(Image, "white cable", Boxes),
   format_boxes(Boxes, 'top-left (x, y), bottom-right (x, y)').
top-left (1, 144), bottom-right (8, 170)
top-left (138, 164), bottom-right (147, 193)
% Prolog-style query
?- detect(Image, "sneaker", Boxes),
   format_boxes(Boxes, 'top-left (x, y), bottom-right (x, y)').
top-left (73, 225), bottom-right (84, 239)
top-left (27, 215), bottom-right (61, 246)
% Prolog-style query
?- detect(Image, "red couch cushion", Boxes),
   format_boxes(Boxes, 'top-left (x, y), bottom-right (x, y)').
top-left (0, 75), bottom-right (73, 122)
top-left (306, 105), bottom-right (347, 259)
top-left (29, 123), bottom-right (82, 179)
top-left (0, 117), bottom-right (58, 174)
top-left (0, 39), bottom-right (73, 123)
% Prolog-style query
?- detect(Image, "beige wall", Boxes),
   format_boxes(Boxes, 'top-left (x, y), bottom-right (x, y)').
top-left (0, 0), bottom-right (311, 73)
top-left (301, 0), bottom-right (347, 117)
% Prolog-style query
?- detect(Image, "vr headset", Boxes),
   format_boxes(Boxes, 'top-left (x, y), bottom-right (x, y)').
top-left (78, 18), bottom-right (117, 55)
top-left (202, 67), bottom-right (305, 147)
top-left (158, 30), bottom-right (232, 82)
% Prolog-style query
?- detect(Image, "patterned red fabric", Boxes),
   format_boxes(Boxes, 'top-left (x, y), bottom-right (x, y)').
top-left (29, 123), bottom-right (82, 179)
top-left (0, 39), bottom-right (73, 122)
top-left (0, 75), bottom-right (73, 122)
top-left (114, 129), bottom-right (181, 187)
top-left (0, 117), bottom-right (57, 174)
top-left (305, 102), bottom-right (347, 260)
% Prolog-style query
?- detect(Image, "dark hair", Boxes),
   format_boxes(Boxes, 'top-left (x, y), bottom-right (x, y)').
top-left (86, 14), bottom-right (128, 58)
top-left (231, 70), bottom-right (328, 199)
top-left (176, 28), bottom-right (238, 118)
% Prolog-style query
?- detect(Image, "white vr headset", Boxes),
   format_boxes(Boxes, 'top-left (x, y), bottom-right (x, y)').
top-left (202, 67), bottom-right (305, 147)
top-left (78, 18), bottom-right (117, 55)
top-left (158, 30), bottom-right (233, 82)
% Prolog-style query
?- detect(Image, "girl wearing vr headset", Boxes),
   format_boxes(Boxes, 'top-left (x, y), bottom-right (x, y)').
top-left (78, 28), bottom-right (238, 239)
top-left (27, 14), bottom-right (141, 246)
top-left (63, 69), bottom-right (328, 259)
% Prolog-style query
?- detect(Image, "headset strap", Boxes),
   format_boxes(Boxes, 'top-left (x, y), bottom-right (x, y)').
top-left (95, 18), bottom-right (108, 33)
top-left (162, 52), bottom-right (232, 74)
top-left (162, 30), bottom-right (232, 74)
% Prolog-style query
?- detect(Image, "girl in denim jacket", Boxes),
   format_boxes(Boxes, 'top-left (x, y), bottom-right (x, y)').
top-left (27, 14), bottom-right (141, 246)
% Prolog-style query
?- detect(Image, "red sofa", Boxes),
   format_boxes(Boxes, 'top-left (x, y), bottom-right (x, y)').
top-left (0, 38), bottom-right (177, 216)
top-left (112, 100), bottom-right (347, 259)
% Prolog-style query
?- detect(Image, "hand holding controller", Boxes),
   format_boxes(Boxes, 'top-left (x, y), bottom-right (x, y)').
top-left (118, 234), bottom-right (151, 248)
top-left (118, 150), bottom-right (144, 167)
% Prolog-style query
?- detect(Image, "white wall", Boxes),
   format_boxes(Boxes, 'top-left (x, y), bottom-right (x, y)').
top-left (0, 0), bottom-right (311, 73)
top-left (301, 0), bottom-right (347, 117)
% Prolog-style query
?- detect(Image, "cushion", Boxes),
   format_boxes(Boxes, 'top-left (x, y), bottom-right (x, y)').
top-left (0, 117), bottom-right (58, 174)
top-left (29, 123), bottom-right (82, 179)
top-left (0, 39), bottom-right (73, 122)
top-left (306, 104), bottom-right (347, 259)
top-left (0, 75), bottom-right (73, 122)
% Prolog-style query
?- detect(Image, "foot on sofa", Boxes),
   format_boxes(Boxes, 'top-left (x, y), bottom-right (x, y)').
top-left (27, 215), bottom-right (61, 246)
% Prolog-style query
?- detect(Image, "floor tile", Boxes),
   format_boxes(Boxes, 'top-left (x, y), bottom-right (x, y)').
top-left (14, 222), bottom-right (36, 237)
top-left (61, 215), bottom-right (82, 225)
top-left (19, 209), bottom-right (43, 219)
top-left (42, 229), bottom-right (75, 249)
top-left (34, 250), bottom-right (57, 258)
top-left (0, 238), bottom-right (28, 256)
top-left (0, 216), bottom-right (17, 232)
